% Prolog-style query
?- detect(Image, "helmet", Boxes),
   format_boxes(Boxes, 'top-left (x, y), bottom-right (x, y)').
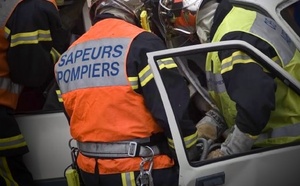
top-left (158, 0), bottom-right (203, 35)
top-left (89, 0), bottom-right (148, 25)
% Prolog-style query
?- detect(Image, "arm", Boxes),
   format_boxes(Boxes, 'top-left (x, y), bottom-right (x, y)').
top-left (5, 0), bottom-right (67, 87)
top-left (128, 32), bottom-right (198, 157)
top-left (208, 33), bottom-right (277, 158)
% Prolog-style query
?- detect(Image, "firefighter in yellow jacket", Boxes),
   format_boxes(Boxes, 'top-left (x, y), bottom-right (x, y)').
top-left (159, 0), bottom-right (300, 158)
top-left (0, 0), bottom-right (65, 185)
top-left (55, 0), bottom-right (199, 185)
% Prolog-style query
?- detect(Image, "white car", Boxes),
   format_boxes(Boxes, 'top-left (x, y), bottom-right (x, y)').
top-left (17, 0), bottom-right (300, 185)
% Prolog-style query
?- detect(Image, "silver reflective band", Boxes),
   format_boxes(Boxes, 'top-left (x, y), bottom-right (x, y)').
top-left (77, 141), bottom-right (160, 158)
top-left (256, 122), bottom-right (300, 143)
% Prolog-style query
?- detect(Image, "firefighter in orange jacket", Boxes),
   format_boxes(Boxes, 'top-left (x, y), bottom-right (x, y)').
top-left (0, 0), bottom-right (65, 185)
top-left (55, 0), bottom-right (199, 185)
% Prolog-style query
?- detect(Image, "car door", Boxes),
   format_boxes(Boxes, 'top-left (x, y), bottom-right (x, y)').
top-left (146, 40), bottom-right (300, 186)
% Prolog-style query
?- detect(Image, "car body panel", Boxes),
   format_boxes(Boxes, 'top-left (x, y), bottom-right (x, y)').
top-left (17, 112), bottom-right (70, 184)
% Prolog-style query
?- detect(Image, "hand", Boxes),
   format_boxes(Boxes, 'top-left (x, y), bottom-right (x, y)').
top-left (196, 109), bottom-right (227, 141)
top-left (207, 149), bottom-right (224, 159)
top-left (220, 125), bottom-right (257, 155)
top-left (196, 120), bottom-right (217, 140)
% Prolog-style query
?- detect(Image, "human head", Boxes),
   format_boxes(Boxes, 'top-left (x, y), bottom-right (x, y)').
top-left (88, 0), bottom-right (151, 26)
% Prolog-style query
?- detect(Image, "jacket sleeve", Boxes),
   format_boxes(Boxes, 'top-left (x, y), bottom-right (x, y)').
top-left (127, 32), bottom-right (198, 149)
top-left (219, 32), bottom-right (277, 135)
top-left (5, 0), bottom-right (67, 87)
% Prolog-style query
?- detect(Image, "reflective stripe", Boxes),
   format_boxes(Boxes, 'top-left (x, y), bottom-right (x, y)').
top-left (250, 13), bottom-right (296, 66)
top-left (56, 38), bottom-right (130, 93)
top-left (0, 0), bottom-right (21, 27)
top-left (0, 77), bottom-right (22, 94)
top-left (0, 157), bottom-right (18, 186)
top-left (0, 134), bottom-right (27, 151)
top-left (221, 51), bottom-right (256, 74)
top-left (121, 172), bottom-right (136, 186)
top-left (257, 123), bottom-right (300, 143)
top-left (139, 64), bottom-right (153, 87)
top-left (206, 71), bottom-right (226, 93)
top-left (56, 89), bottom-right (63, 102)
top-left (167, 131), bottom-right (198, 149)
top-left (128, 76), bottom-right (139, 90)
top-left (10, 30), bottom-right (52, 47)
top-left (157, 57), bottom-right (178, 69)
top-left (50, 47), bottom-right (61, 64)
top-left (139, 57), bottom-right (177, 87)
top-left (4, 26), bottom-right (10, 39)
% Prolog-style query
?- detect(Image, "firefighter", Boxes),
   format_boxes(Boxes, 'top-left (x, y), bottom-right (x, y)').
top-left (54, 0), bottom-right (199, 185)
top-left (159, 0), bottom-right (300, 159)
top-left (0, 0), bottom-right (65, 185)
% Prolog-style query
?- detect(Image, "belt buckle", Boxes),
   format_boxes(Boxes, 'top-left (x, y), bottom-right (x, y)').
top-left (128, 141), bottom-right (138, 157)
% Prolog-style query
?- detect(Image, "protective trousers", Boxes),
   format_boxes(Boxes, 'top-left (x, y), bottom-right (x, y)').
top-left (0, 156), bottom-right (34, 186)
top-left (0, 106), bottom-right (34, 186)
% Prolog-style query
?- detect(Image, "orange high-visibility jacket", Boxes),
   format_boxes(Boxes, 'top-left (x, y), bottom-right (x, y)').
top-left (55, 18), bottom-right (174, 174)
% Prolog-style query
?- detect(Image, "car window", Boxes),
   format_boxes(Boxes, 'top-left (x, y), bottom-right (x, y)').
top-left (280, 1), bottom-right (300, 38)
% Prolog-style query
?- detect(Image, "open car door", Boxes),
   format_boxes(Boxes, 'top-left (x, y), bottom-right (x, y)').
top-left (147, 40), bottom-right (300, 186)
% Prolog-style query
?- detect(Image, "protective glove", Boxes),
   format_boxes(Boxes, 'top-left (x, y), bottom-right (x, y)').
top-left (207, 125), bottom-right (258, 159)
top-left (196, 108), bottom-right (227, 141)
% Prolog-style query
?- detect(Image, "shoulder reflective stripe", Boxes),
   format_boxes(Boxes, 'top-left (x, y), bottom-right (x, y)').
top-left (0, 157), bottom-right (17, 186)
top-left (51, 47), bottom-right (61, 64)
top-left (10, 30), bottom-right (52, 47)
top-left (167, 132), bottom-right (198, 149)
top-left (4, 27), bottom-right (10, 39)
top-left (250, 13), bottom-right (295, 66)
top-left (221, 51), bottom-right (255, 74)
top-left (256, 123), bottom-right (300, 143)
top-left (0, 0), bottom-right (21, 27)
top-left (56, 38), bottom-right (130, 93)
top-left (206, 71), bottom-right (226, 93)
top-left (0, 77), bottom-right (22, 94)
top-left (121, 172), bottom-right (135, 186)
top-left (128, 76), bottom-right (139, 90)
top-left (0, 134), bottom-right (27, 151)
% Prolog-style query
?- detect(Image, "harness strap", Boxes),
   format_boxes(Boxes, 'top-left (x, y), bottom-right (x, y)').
top-left (77, 141), bottom-right (160, 158)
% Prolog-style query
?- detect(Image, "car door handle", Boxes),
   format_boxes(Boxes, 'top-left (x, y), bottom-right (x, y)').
top-left (195, 172), bottom-right (225, 186)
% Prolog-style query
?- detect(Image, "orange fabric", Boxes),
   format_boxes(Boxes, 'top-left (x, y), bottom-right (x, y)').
top-left (77, 153), bottom-right (174, 175)
top-left (0, 13), bottom-right (20, 109)
top-left (62, 19), bottom-right (174, 174)
top-left (0, 29), bottom-right (9, 77)
top-left (175, 11), bottom-right (196, 28)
